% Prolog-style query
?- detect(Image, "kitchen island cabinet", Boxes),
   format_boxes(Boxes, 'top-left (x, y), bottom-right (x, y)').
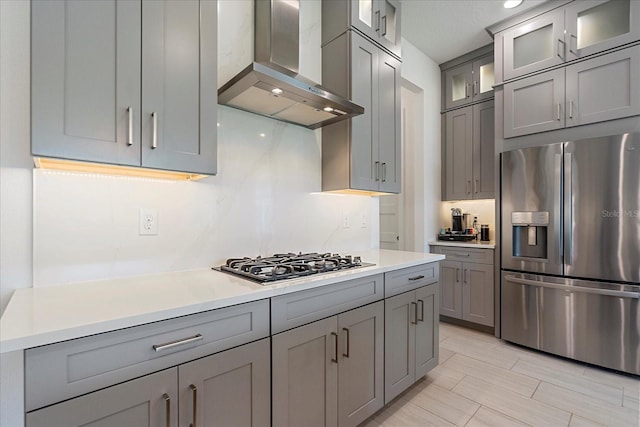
top-left (31, 0), bottom-right (217, 176)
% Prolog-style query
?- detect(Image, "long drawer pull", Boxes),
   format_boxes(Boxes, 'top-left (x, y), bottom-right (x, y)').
top-left (408, 275), bottom-right (425, 281)
top-left (417, 299), bottom-right (424, 322)
top-left (410, 302), bottom-right (418, 325)
top-left (453, 253), bottom-right (470, 257)
top-left (189, 384), bottom-right (197, 427)
top-left (331, 332), bottom-right (339, 363)
top-left (162, 393), bottom-right (171, 427)
top-left (152, 334), bottom-right (203, 352)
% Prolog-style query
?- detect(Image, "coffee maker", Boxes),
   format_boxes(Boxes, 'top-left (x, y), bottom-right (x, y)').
top-left (451, 208), bottom-right (464, 233)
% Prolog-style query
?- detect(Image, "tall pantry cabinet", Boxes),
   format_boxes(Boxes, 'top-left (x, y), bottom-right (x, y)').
top-left (321, 0), bottom-right (402, 194)
top-left (31, 0), bottom-right (217, 175)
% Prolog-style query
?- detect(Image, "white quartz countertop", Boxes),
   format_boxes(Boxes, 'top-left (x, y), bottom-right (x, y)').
top-left (428, 240), bottom-right (496, 249)
top-left (0, 250), bottom-right (444, 353)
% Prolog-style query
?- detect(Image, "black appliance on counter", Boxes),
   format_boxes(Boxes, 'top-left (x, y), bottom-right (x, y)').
top-left (215, 252), bottom-right (372, 283)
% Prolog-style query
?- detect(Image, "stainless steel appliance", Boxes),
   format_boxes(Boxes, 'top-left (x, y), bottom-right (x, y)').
top-left (501, 133), bottom-right (640, 375)
top-left (216, 252), bottom-right (372, 283)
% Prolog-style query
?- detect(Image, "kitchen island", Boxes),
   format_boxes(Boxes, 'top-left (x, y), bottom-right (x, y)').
top-left (1, 249), bottom-right (444, 427)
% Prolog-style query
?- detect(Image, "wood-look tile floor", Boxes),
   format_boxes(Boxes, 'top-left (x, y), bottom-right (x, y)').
top-left (363, 322), bottom-right (640, 427)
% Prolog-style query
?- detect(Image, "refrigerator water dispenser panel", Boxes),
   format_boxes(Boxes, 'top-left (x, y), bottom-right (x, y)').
top-left (511, 212), bottom-right (549, 259)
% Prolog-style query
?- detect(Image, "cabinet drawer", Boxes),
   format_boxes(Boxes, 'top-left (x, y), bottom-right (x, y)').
top-left (384, 263), bottom-right (439, 297)
top-left (25, 299), bottom-right (269, 411)
top-left (271, 274), bottom-right (384, 334)
top-left (432, 246), bottom-right (494, 264)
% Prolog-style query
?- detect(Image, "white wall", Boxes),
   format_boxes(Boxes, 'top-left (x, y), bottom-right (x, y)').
top-left (0, 1), bottom-right (378, 425)
top-left (400, 39), bottom-right (442, 252)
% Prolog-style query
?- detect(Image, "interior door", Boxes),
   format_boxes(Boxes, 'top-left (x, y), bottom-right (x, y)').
top-left (564, 135), bottom-right (640, 283)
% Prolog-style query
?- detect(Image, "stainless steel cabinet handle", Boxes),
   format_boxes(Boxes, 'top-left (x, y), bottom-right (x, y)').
top-left (408, 275), bottom-right (425, 281)
top-left (569, 100), bottom-right (573, 119)
top-left (557, 38), bottom-right (566, 60)
top-left (556, 103), bottom-right (561, 121)
top-left (162, 393), bottom-right (170, 427)
top-left (464, 269), bottom-right (468, 284)
top-left (374, 161), bottom-right (380, 181)
top-left (505, 275), bottom-right (640, 299)
top-left (569, 34), bottom-right (577, 55)
top-left (473, 81), bottom-right (478, 96)
top-left (456, 268), bottom-right (460, 282)
top-left (417, 299), bottom-right (424, 322)
top-left (151, 112), bottom-right (158, 149)
top-left (342, 327), bottom-right (350, 358)
top-left (410, 302), bottom-right (418, 325)
top-left (453, 252), bottom-right (470, 257)
top-left (189, 384), bottom-right (197, 427)
top-left (127, 107), bottom-right (134, 146)
top-left (382, 162), bottom-right (387, 182)
top-left (331, 332), bottom-right (339, 363)
top-left (375, 10), bottom-right (380, 32)
top-left (381, 15), bottom-right (387, 36)
top-left (465, 83), bottom-right (470, 99)
top-left (467, 180), bottom-right (471, 194)
top-left (152, 334), bottom-right (203, 352)
top-left (474, 179), bottom-right (479, 194)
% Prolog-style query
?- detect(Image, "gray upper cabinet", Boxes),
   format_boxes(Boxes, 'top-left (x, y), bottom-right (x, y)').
top-left (444, 54), bottom-right (495, 110)
top-left (178, 338), bottom-right (270, 427)
top-left (500, 0), bottom-right (640, 82)
top-left (322, 0), bottom-right (401, 58)
top-left (26, 368), bottom-right (178, 427)
top-left (31, 0), bottom-right (142, 167)
top-left (31, 0), bottom-right (217, 175)
top-left (502, 8), bottom-right (565, 81)
top-left (322, 30), bottom-right (401, 194)
top-left (565, 0), bottom-right (640, 61)
top-left (443, 101), bottom-right (494, 200)
top-left (504, 45), bottom-right (639, 137)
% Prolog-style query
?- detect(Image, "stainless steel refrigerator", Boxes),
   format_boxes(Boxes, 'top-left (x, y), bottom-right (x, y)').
top-left (501, 133), bottom-right (640, 375)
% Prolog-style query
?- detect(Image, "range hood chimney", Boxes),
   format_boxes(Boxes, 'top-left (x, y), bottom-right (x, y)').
top-left (218, 0), bottom-right (364, 129)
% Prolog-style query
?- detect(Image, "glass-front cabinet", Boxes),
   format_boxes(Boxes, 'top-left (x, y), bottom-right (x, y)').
top-left (349, 0), bottom-right (401, 57)
top-left (444, 54), bottom-right (494, 110)
top-left (502, 0), bottom-right (639, 80)
top-left (565, 0), bottom-right (640, 60)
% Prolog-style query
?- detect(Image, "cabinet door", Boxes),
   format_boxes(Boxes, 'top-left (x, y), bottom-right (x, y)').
top-left (502, 8), bottom-right (565, 80)
top-left (415, 284), bottom-right (439, 379)
top-left (440, 260), bottom-right (463, 318)
top-left (178, 338), bottom-right (270, 427)
top-left (444, 63), bottom-right (473, 110)
top-left (350, 32), bottom-right (379, 192)
top-left (444, 106), bottom-right (473, 200)
top-left (565, 0), bottom-right (640, 61)
top-left (378, 0), bottom-right (402, 58)
top-left (472, 55), bottom-right (495, 103)
top-left (337, 302), bottom-right (384, 427)
top-left (565, 45), bottom-right (640, 128)
top-left (26, 368), bottom-right (177, 427)
top-left (31, 0), bottom-right (141, 166)
top-left (272, 317), bottom-right (338, 427)
top-left (462, 262), bottom-right (495, 327)
top-left (384, 290), bottom-right (416, 403)
top-left (472, 100), bottom-right (495, 199)
top-left (503, 68), bottom-right (565, 138)
top-left (378, 50), bottom-right (401, 194)
top-left (141, 0), bottom-right (217, 175)
top-left (350, 0), bottom-right (380, 45)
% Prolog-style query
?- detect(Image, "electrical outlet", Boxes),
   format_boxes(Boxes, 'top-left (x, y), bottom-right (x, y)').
top-left (360, 213), bottom-right (367, 228)
top-left (139, 208), bottom-right (158, 236)
top-left (342, 213), bottom-right (350, 229)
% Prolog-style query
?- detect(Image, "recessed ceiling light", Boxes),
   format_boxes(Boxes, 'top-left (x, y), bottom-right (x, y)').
top-left (503, 0), bottom-right (523, 8)
top-left (323, 107), bottom-right (334, 112)
top-left (271, 88), bottom-right (283, 95)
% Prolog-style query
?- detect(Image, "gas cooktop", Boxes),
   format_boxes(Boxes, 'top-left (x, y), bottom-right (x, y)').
top-left (215, 252), bottom-right (373, 283)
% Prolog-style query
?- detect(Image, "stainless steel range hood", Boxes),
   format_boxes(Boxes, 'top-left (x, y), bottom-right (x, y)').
top-left (218, 0), bottom-right (363, 130)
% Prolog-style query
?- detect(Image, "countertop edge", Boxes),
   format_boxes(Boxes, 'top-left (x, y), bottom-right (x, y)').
top-left (1, 250), bottom-right (445, 353)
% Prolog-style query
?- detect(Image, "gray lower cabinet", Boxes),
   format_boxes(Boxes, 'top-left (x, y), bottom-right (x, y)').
top-left (26, 339), bottom-right (270, 427)
top-left (322, 30), bottom-right (401, 194)
top-left (431, 246), bottom-right (494, 327)
top-left (26, 368), bottom-right (178, 427)
top-left (178, 338), bottom-right (271, 427)
top-left (272, 301), bottom-right (384, 427)
top-left (31, 0), bottom-right (217, 175)
top-left (504, 45), bottom-right (640, 138)
top-left (443, 100), bottom-right (494, 200)
top-left (384, 284), bottom-right (439, 403)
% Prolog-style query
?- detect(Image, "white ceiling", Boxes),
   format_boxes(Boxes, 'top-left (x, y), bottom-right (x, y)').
top-left (401, 0), bottom-right (547, 64)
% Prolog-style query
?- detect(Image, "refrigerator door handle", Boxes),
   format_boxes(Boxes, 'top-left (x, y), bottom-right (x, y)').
top-left (505, 275), bottom-right (639, 299)
top-left (563, 153), bottom-right (573, 266)
top-left (555, 153), bottom-right (563, 265)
